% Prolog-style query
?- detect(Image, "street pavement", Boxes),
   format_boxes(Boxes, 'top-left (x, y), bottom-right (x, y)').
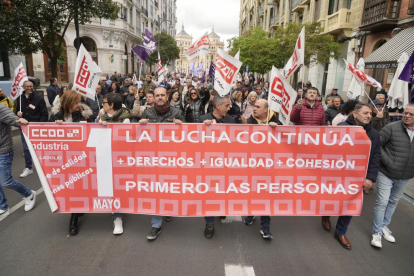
top-left (1, 135), bottom-right (414, 276)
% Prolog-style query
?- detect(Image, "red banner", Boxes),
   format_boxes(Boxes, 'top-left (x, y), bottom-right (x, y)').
top-left (22, 124), bottom-right (371, 216)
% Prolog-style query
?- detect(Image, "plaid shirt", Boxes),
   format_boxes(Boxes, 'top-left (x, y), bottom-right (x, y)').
top-left (0, 105), bottom-right (19, 154)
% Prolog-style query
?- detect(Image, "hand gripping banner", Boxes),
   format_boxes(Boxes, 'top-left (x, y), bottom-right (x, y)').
top-left (22, 123), bottom-right (371, 216)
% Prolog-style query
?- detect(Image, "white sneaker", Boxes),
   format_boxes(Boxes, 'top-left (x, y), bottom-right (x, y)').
top-left (24, 190), bottom-right (36, 211)
top-left (20, 168), bottom-right (33, 178)
top-left (382, 226), bottom-right (396, 243)
top-left (371, 233), bottom-right (382, 248)
top-left (0, 208), bottom-right (10, 219)
top-left (113, 217), bottom-right (123, 234)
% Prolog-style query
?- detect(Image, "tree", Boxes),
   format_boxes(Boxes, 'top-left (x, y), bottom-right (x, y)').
top-left (0, 0), bottom-right (119, 78)
top-left (227, 22), bottom-right (340, 74)
top-left (146, 32), bottom-right (180, 67)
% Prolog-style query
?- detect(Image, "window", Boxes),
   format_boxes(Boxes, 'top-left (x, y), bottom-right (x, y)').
top-left (129, 7), bottom-right (133, 24)
top-left (328, 0), bottom-right (339, 15)
top-left (136, 11), bottom-right (141, 35)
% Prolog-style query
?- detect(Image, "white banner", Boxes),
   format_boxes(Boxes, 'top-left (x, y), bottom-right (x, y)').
top-left (214, 48), bottom-right (243, 97)
top-left (10, 62), bottom-right (28, 101)
top-left (268, 66), bottom-right (297, 125)
top-left (343, 59), bottom-right (382, 90)
top-left (72, 44), bottom-right (102, 100)
top-left (283, 27), bottom-right (305, 79)
top-left (185, 33), bottom-right (209, 61)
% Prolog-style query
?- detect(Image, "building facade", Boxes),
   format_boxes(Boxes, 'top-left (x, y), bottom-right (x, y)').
top-left (175, 26), bottom-right (224, 74)
top-left (239, 0), bottom-right (365, 97)
top-left (21, 0), bottom-right (177, 84)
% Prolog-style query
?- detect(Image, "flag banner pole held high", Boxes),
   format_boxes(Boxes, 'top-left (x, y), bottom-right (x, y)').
top-left (185, 33), bottom-right (209, 61)
top-left (214, 48), bottom-right (243, 97)
top-left (157, 52), bottom-right (164, 83)
top-left (398, 50), bottom-right (414, 103)
top-left (283, 27), bottom-right (305, 79)
top-left (132, 28), bottom-right (157, 62)
top-left (10, 62), bottom-right (28, 101)
top-left (268, 66), bottom-right (298, 125)
top-left (72, 44), bottom-right (103, 101)
top-left (22, 123), bottom-right (371, 216)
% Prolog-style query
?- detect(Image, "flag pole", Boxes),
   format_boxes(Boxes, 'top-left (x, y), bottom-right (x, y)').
top-left (359, 82), bottom-right (380, 113)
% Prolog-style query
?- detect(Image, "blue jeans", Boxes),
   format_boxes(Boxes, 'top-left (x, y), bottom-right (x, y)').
top-left (372, 171), bottom-right (410, 234)
top-left (246, 216), bottom-right (271, 229)
top-left (20, 130), bottom-right (32, 170)
top-left (205, 216), bottom-right (215, 224)
top-left (0, 151), bottom-right (32, 210)
top-left (152, 216), bottom-right (162, 228)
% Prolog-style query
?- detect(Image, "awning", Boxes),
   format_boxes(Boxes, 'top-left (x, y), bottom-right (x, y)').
top-left (365, 28), bottom-right (414, 69)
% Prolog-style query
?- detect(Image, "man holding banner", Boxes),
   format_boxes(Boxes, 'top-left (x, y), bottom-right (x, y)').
top-left (323, 103), bottom-right (380, 250)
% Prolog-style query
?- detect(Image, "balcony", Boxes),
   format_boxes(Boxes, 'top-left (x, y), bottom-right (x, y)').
top-left (291, 0), bottom-right (305, 12)
top-left (322, 8), bottom-right (352, 34)
top-left (409, 0), bottom-right (414, 15)
top-left (301, 0), bottom-right (310, 5)
top-left (270, 13), bottom-right (280, 28)
top-left (142, 7), bottom-right (148, 17)
top-left (360, 0), bottom-right (400, 31)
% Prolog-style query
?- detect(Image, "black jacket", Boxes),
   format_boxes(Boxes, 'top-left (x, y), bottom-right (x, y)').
top-left (124, 94), bottom-right (136, 110)
top-left (198, 112), bottom-right (235, 124)
top-left (339, 115), bottom-right (381, 182)
top-left (325, 105), bottom-right (340, 125)
top-left (142, 106), bottom-right (184, 123)
top-left (85, 94), bottom-right (103, 121)
top-left (14, 93), bottom-right (48, 122)
top-left (184, 95), bottom-right (209, 123)
top-left (46, 84), bottom-right (60, 106)
top-left (49, 109), bottom-right (86, 122)
top-left (229, 101), bottom-right (243, 124)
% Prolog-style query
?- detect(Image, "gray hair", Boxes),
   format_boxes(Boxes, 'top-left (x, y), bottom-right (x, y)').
top-left (354, 103), bottom-right (372, 113)
top-left (375, 94), bottom-right (385, 100)
top-left (212, 95), bottom-right (230, 109)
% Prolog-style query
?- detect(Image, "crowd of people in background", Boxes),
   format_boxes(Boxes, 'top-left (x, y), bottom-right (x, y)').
top-left (1, 70), bottom-right (413, 251)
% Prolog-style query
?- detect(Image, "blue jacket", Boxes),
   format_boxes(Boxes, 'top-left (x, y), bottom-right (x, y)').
top-left (339, 114), bottom-right (381, 182)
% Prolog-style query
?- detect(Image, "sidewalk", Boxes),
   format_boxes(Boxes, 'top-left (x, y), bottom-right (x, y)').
top-left (405, 178), bottom-right (414, 199)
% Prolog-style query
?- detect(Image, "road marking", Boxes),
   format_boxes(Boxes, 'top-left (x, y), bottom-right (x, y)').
top-left (0, 187), bottom-right (44, 222)
top-left (402, 195), bottom-right (414, 206)
top-left (221, 216), bottom-right (242, 223)
top-left (225, 264), bottom-right (255, 276)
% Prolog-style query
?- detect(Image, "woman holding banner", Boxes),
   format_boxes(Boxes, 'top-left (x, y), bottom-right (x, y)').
top-left (49, 90), bottom-right (93, 235)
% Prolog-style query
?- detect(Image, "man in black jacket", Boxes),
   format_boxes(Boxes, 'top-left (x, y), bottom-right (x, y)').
top-left (371, 104), bottom-right (414, 248)
top-left (198, 95), bottom-right (234, 239)
top-left (325, 96), bottom-right (341, 125)
top-left (46, 77), bottom-right (60, 106)
top-left (322, 103), bottom-right (381, 250)
top-left (14, 80), bottom-right (48, 177)
top-left (139, 86), bottom-right (183, 240)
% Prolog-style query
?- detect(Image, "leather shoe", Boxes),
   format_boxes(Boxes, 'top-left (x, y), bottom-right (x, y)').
top-left (322, 217), bottom-right (331, 231)
top-left (69, 213), bottom-right (79, 235)
top-left (334, 234), bottom-right (352, 250)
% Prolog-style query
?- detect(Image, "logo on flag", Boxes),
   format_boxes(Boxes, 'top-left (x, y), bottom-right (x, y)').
top-left (268, 66), bottom-right (297, 125)
top-left (132, 29), bottom-right (157, 62)
top-left (185, 33), bottom-right (209, 60)
top-left (216, 54), bottom-right (238, 85)
top-left (72, 44), bottom-right (102, 100)
top-left (214, 48), bottom-right (242, 97)
top-left (344, 59), bottom-right (382, 90)
top-left (283, 27), bottom-right (305, 79)
top-left (11, 63), bottom-right (28, 101)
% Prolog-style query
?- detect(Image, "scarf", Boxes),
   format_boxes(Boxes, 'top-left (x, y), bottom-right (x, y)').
top-left (154, 101), bottom-right (171, 115)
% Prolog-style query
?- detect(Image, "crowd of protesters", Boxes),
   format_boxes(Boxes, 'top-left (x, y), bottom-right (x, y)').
top-left (1, 71), bottom-right (413, 251)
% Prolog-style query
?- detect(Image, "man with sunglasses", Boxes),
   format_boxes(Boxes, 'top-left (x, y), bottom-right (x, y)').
top-left (371, 104), bottom-right (414, 248)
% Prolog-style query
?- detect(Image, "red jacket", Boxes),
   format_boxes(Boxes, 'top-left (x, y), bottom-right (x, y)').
top-left (290, 100), bottom-right (325, 126)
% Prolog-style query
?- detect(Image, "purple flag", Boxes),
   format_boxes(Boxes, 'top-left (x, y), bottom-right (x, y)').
top-left (189, 62), bottom-right (195, 74)
top-left (208, 61), bottom-right (215, 79)
top-left (194, 62), bottom-right (204, 76)
top-left (132, 29), bottom-right (157, 62)
top-left (398, 51), bottom-right (414, 103)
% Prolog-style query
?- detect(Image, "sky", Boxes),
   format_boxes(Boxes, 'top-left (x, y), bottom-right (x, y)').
top-left (175, 0), bottom-right (240, 50)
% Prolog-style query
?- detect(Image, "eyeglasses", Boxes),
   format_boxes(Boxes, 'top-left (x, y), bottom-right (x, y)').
top-left (403, 112), bottom-right (414, 117)
top-left (190, 93), bottom-right (197, 95)
top-left (102, 101), bottom-right (108, 104)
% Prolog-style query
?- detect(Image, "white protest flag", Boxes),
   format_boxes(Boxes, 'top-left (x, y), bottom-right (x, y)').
top-left (231, 49), bottom-right (241, 86)
top-left (72, 44), bottom-right (102, 100)
top-left (214, 48), bottom-right (243, 97)
top-left (343, 59), bottom-right (382, 90)
top-left (268, 66), bottom-right (297, 125)
top-left (132, 74), bottom-right (137, 85)
top-left (157, 52), bottom-right (164, 83)
top-left (283, 27), bottom-right (305, 79)
top-left (185, 33), bottom-right (209, 61)
top-left (10, 62), bottom-right (28, 100)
